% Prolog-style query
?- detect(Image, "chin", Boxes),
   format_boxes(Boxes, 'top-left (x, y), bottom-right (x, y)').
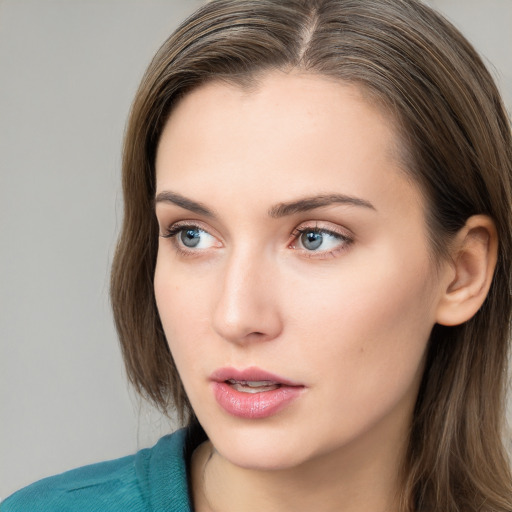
top-left (204, 420), bottom-right (317, 471)
top-left (219, 443), bottom-right (310, 472)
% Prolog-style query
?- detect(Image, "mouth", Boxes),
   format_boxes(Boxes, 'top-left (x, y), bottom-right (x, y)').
top-left (225, 379), bottom-right (282, 393)
top-left (210, 367), bottom-right (305, 419)
top-left (210, 366), bottom-right (302, 387)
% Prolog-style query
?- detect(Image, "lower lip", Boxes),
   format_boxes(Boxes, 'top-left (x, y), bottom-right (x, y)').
top-left (212, 382), bottom-right (304, 419)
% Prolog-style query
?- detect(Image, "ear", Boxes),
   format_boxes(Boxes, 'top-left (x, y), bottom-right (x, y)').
top-left (435, 215), bottom-right (498, 326)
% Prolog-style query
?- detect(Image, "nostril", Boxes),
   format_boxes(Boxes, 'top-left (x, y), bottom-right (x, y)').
top-left (247, 331), bottom-right (271, 340)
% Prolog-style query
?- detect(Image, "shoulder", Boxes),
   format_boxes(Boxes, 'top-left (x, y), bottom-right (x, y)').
top-left (0, 428), bottom-right (192, 512)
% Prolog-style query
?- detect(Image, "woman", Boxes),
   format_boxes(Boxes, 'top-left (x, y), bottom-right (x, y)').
top-left (2, 0), bottom-right (511, 511)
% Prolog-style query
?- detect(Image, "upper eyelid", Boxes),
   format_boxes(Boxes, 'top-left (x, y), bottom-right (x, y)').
top-left (160, 219), bottom-right (216, 235)
top-left (291, 221), bottom-right (354, 238)
top-left (293, 225), bottom-right (347, 236)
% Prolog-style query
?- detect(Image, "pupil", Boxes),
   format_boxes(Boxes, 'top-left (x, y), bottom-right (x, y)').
top-left (302, 231), bottom-right (322, 250)
top-left (181, 229), bottom-right (201, 247)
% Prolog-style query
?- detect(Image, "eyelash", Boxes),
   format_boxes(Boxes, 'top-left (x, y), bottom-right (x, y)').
top-left (161, 224), bottom-right (195, 239)
top-left (289, 225), bottom-right (353, 258)
top-left (160, 222), bottom-right (354, 259)
top-left (160, 222), bottom-right (215, 257)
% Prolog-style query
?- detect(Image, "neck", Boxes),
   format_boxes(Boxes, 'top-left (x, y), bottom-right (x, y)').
top-left (191, 424), bottom-right (407, 512)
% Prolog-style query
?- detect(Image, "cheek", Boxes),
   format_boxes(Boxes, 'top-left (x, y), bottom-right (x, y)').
top-left (154, 255), bottom-right (214, 367)
top-left (288, 244), bottom-right (437, 389)
top-left (278, 253), bottom-right (435, 445)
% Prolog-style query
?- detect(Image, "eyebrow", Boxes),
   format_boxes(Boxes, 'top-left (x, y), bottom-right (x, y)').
top-left (154, 190), bottom-right (376, 218)
top-left (268, 194), bottom-right (376, 218)
top-left (155, 191), bottom-right (214, 217)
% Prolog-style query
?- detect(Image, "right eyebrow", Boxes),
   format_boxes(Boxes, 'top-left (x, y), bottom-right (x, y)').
top-left (154, 190), bottom-right (214, 217)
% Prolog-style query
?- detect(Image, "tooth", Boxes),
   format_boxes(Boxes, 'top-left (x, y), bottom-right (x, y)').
top-left (246, 381), bottom-right (275, 387)
top-left (229, 382), bottom-right (280, 393)
top-left (226, 379), bottom-right (278, 387)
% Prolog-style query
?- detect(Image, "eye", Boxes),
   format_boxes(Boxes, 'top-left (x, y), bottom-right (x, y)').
top-left (179, 227), bottom-right (212, 248)
top-left (291, 225), bottom-right (352, 256)
top-left (160, 223), bottom-right (220, 252)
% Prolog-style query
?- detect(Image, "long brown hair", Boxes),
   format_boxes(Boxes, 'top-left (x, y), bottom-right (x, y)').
top-left (110, 1), bottom-right (512, 510)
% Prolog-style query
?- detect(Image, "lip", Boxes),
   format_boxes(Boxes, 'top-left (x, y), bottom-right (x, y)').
top-left (210, 366), bottom-right (305, 419)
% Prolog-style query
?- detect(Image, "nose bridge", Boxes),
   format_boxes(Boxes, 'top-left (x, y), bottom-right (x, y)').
top-left (212, 243), bottom-right (281, 343)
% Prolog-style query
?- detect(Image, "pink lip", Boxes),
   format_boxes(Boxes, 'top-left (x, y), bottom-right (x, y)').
top-left (210, 366), bottom-right (305, 419)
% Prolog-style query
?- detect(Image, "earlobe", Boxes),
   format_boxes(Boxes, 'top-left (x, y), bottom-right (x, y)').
top-left (435, 215), bottom-right (498, 327)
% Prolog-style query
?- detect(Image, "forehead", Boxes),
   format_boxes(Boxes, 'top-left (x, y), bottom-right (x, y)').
top-left (155, 71), bottom-right (421, 218)
top-left (159, 72), bottom-right (399, 160)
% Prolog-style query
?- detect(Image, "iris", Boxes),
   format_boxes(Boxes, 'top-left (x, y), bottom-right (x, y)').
top-left (301, 231), bottom-right (323, 250)
top-left (181, 229), bottom-right (201, 247)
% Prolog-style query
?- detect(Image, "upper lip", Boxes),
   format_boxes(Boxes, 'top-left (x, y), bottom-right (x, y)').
top-left (210, 366), bottom-right (303, 387)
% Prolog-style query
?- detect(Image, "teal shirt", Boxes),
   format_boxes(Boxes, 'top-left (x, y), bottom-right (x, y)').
top-left (1, 428), bottom-right (193, 512)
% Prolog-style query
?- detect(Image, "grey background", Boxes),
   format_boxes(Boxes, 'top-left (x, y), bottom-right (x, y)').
top-left (0, 0), bottom-right (511, 500)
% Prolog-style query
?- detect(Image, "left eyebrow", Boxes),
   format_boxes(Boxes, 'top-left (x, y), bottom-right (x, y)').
top-left (268, 194), bottom-right (376, 218)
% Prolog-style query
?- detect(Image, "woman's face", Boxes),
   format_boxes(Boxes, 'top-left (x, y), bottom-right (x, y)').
top-left (154, 72), bottom-right (445, 471)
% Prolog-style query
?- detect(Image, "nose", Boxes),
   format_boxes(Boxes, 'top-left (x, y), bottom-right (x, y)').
top-left (212, 247), bottom-right (283, 345)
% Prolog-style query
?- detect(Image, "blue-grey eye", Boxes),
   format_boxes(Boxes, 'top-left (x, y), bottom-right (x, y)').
top-left (296, 228), bottom-right (348, 253)
top-left (172, 226), bottom-right (218, 250)
top-left (301, 231), bottom-right (323, 250)
top-left (180, 228), bottom-right (201, 247)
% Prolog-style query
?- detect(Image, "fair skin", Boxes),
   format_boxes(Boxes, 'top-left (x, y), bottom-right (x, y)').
top-left (153, 72), bottom-right (497, 512)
